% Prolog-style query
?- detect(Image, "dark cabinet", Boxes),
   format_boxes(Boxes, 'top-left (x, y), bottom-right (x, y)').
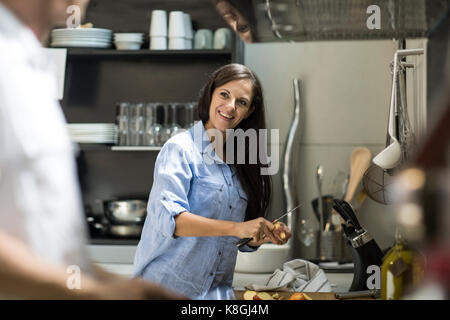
top-left (58, 0), bottom-right (241, 243)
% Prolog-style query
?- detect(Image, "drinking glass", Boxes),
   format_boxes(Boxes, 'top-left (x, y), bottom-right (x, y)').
top-left (160, 103), bottom-right (172, 144)
top-left (129, 103), bottom-right (145, 146)
top-left (144, 103), bottom-right (163, 146)
top-left (144, 103), bottom-right (155, 146)
top-left (116, 102), bottom-right (129, 146)
top-left (169, 103), bottom-right (183, 137)
top-left (185, 102), bottom-right (197, 129)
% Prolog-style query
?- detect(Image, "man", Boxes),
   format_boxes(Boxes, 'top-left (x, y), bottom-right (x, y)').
top-left (213, 0), bottom-right (254, 43)
top-left (0, 0), bottom-right (183, 299)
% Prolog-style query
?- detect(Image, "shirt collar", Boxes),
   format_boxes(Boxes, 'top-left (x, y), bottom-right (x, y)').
top-left (190, 120), bottom-right (225, 165)
top-left (0, 2), bottom-right (49, 69)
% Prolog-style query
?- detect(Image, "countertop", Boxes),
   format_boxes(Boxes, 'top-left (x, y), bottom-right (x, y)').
top-left (234, 291), bottom-right (375, 300)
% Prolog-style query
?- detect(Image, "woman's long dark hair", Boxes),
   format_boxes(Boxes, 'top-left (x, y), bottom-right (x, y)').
top-left (197, 63), bottom-right (271, 221)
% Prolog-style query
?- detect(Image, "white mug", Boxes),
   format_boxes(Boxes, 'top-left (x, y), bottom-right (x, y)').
top-left (194, 29), bottom-right (213, 50)
top-left (213, 28), bottom-right (232, 50)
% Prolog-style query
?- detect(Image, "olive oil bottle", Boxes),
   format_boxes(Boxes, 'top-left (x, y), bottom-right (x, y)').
top-left (381, 229), bottom-right (413, 300)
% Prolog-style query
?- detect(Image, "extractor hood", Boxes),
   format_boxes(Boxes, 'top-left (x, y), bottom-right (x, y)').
top-left (213, 0), bottom-right (449, 43)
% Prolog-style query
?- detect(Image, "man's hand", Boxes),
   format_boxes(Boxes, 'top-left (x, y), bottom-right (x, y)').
top-left (91, 277), bottom-right (187, 300)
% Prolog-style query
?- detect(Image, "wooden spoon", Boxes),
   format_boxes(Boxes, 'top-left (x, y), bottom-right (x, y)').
top-left (326, 147), bottom-right (372, 231)
top-left (344, 147), bottom-right (372, 204)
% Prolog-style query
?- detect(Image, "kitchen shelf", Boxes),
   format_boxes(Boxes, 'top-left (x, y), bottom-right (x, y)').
top-left (77, 144), bottom-right (162, 152)
top-left (65, 48), bottom-right (233, 59)
top-left (111, 146), bottom-right (162, 151)
top-left (89, 237), bottom-right (139, 245)
top-left (77, 143), bottom-right (114, 151)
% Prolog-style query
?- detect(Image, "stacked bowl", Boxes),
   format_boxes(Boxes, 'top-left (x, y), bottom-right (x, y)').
top-left (114, 33), bottom-right (144, 50)
top-left (51, 28), bottom-right (112, 48)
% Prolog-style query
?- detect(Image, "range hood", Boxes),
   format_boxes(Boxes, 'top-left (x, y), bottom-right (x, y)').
top-left (213, 0), bottom-right (449, 43)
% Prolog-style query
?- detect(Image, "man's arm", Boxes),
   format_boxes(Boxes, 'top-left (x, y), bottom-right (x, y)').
top-left (0, 231), bottom-right (185, 299)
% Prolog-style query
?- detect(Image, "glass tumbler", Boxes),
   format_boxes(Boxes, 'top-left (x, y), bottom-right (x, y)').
top-left (129, 103), bottom-right (145, 146)
top-left (185, 102), bottom-right (197, 129)
top-left (169, 103), bottom-right (183, 138)
top-left (144, 103), bottom-right (163, 146)
top-left (116, 102), bottom-right (130, 146)
top-left (161, 103), bottom-right (172, 144)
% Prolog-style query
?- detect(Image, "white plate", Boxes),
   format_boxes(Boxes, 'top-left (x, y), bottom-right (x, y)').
top-left (52, 38), bottom-right (111, 44)
top-left (51, 41), bottom-right (111, 48)
top-left (52, 35), bottom-right (111, 41)
top-left (52, 28), bottom-right (112, 35)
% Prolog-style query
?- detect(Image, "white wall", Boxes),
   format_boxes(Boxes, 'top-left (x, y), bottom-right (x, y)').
top-left (244, 39), bottom-right (413, 259)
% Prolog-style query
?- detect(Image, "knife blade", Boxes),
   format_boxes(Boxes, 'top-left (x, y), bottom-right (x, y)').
top-left (236, 204), bottom-right (302, 247)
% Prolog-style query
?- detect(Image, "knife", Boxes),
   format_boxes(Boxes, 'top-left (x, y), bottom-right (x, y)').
top-left (236, 204), bottom-right (302, 247)
top-left (335, 289), bottom-right (380, 299)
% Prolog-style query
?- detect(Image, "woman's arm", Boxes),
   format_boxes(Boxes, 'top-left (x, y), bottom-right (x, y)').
top-left (174, 211), bottom-right (236, 237)
top-left (174, 211), bottom-right (282, 244)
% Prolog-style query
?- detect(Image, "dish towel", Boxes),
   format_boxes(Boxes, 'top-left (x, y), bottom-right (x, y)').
top-left (245, 259), bottom-right (332, 292)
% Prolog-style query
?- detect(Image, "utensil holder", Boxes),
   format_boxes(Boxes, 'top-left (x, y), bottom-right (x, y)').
top-left (317, 230), bottom-right (345, 261)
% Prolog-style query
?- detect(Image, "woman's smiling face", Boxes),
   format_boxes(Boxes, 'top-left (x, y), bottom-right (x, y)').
top-left (205, 79), bottom-right (254, 133)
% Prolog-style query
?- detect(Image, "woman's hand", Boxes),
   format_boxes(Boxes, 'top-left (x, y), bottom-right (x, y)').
top-left (234, 218), bottom-right (291, 247)
top-left (270, 221), bottom-right (291, 245)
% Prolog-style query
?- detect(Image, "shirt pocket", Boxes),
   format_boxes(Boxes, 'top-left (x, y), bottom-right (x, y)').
top-left (235, 187), bottom-right (248, 221)
top-left (188, 177), bottom-right (225, 219)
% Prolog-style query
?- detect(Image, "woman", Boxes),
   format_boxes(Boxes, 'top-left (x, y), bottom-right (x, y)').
top-left (133, 63), bottom-right (291, 298)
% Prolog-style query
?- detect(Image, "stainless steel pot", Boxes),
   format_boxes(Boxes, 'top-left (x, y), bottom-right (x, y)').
top-left (104, 200), bottom-right (147, 224)
top-left (87, 217), bottom-right (143, 238)
top-left (108, 224), bottom-right (143, 237)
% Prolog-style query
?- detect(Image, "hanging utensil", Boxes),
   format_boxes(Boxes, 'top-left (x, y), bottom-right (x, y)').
top-left (373, 48), bottom-right (424, 170)
top-left (372, 62), bottom-right (401, 169)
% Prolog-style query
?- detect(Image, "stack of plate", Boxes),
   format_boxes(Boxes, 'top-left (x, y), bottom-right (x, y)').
top-left (68, 123), bottom-right (117, 144)
top-left (51, 28), bottom-right (113, 48)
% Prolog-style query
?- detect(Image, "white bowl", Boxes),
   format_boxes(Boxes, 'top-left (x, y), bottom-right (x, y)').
top-left (234, 243), bottom-right (291, 274)
top-left (114, 41), bottom-right (142, 50)
top-left (114, 33), bottom-right (144, 41)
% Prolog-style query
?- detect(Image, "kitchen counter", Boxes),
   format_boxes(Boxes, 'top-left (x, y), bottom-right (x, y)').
top-left (233, 271), bottom-right (354, 293)
top-left (234, 291), bottom-right (375, 300)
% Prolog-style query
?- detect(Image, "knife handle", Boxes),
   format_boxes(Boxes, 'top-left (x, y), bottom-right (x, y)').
top-left (335, 290), bottom-right (378, 299)
top-left (236, 237), bottom-right (252, 247)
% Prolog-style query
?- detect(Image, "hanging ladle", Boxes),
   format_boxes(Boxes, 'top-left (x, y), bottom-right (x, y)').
top-left (373, 48), bottom-right (424, 170)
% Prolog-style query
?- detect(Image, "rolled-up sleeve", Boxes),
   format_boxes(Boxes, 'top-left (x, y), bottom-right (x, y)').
top-left (148, 142), bottom-right (192, 238)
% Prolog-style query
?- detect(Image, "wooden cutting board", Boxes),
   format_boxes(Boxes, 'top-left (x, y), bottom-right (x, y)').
top-left (234, 291), bottom-right (374, 300)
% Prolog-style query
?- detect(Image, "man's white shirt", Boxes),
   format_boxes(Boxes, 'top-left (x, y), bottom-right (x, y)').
top-left (0, 3), bottom-right (91, 278)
